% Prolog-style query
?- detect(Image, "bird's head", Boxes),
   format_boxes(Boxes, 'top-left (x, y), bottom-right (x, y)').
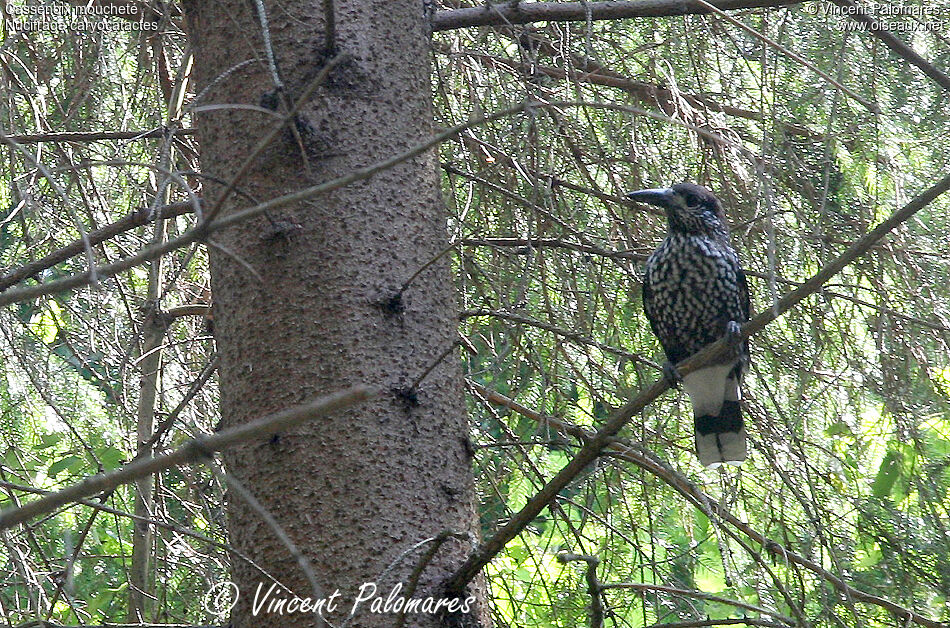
top-left (627, 182), bottom-right (728, 236)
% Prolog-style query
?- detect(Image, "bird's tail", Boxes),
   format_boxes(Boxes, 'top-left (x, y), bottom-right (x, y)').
top-left (694, 401), bottom-right (747, 468)
top-left (682, 364), bottom-right (747, 467)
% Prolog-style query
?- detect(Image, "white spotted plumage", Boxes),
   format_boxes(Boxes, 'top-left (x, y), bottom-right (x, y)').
top-left (630, 183), bottom-right (751, 467)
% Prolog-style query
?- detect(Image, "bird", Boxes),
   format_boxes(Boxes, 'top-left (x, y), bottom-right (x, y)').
top-left (627, 183), bottom-right (751, 467)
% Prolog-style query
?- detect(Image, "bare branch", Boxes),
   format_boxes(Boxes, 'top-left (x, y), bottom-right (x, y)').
top-left (432, 0), bottom-right (804, 30)
top-left (164, 304), bottom-right (212, 320)
top-left (0, 201), bottom-right (196, 293)
top-left (0, 386), bottom-right (374, 530)
top-left (141, 354), bottom-right (218, 452)
top-left (2, 128), bottom-right (195, 144)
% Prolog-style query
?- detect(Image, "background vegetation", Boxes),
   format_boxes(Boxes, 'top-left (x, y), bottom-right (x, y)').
top-left (0, 0), bottom-right (948, 626)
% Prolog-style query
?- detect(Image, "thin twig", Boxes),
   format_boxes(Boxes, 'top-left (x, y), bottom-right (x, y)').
top-left (141, 354), bottom-right (218, 451)
top-left (205, 238), bottom-right (264, 283)
top-left (0, 201), bottom-right (195, 292)
top-left (323, 0), bottom-right (336, 53)
top-left (398, 239), bottom-right (461, 296)
top-left (692, 0), bottom-right (879, 113)
top-left (830, 0), bottom-right (950, 93)
top-left (558, 553), bottom-right (604, 628)
top-left (0, 132), bottom-right (99, 287)
top-left (251, 0), bottom-right (284, 92)
top-left (408, 342), bottom-right (460, 392)
top-left (460, 238), bottom-right (950, 332)
top-left (2, 128), bottom-right (195, 144)
top-left (213, 467), bottom-right (329, 627)
top-left (392, 532), bottom-right (470, 628)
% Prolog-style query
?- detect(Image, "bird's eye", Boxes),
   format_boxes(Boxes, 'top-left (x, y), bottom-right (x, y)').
top-left (684, 194), bottom-right (701, 209)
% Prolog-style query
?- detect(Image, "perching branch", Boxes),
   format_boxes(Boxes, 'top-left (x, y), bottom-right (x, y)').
top-left (444, 375), bottom-right (674, 594)
top-left (444, 169), bottom-right (950, 596)
top-left (431, 0), bottom-right (804, 31)
top-left (0, 386), bottom-right (374, 530)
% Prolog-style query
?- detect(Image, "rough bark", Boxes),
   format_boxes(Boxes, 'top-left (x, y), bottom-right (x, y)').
top-left (182, 1), bottom-right (484, 627)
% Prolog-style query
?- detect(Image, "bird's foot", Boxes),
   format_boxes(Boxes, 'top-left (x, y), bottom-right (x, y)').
top-left (662, 361), bottom-right (682, 388)
top-left (725, 320), bottom-right (743, 347)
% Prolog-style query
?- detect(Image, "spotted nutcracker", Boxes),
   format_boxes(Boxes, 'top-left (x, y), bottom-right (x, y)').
top-left (627, 183), bottom-right (751, 467)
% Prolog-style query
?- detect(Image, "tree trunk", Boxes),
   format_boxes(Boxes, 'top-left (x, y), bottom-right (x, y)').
top-left (182, 2), bottom-right (485, 627)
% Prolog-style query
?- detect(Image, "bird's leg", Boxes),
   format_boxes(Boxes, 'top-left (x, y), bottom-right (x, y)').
top-left (724, 320), bottom-right (745, 358)
top-left (662, 360), bottom-right (682, 388)
top-left (725, 320), bottom-right (743, 346)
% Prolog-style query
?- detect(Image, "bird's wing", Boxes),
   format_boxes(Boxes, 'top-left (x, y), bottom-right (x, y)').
top-left (734, 263), bottom-right (752, 373)
top-left (737, 265), bottom-right (751, 322)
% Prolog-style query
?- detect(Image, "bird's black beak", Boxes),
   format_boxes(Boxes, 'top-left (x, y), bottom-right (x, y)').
top-left (626, 187), bottom-right (675, 208)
